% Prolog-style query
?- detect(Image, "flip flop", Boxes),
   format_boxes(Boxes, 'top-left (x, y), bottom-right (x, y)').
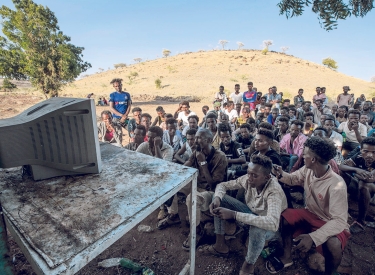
top-left (156, 214), bottom-right (181, 230)
top-left (349, 221), bottom-right (365, 234)
top-left (265, 258), bottom-right (293, 274)
top-left (182, 233), bottom-right (203, 251)
top-left (198, 244), bottom-right (229, 257)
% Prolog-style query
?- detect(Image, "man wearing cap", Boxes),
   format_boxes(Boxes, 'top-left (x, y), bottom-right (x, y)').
top-left (337, 86), bottom-right (352, 107)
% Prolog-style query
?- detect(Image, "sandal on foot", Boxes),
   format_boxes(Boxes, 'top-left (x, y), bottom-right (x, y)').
top-left (157, 214), bottom-right (181, 230)
top-left (239, 271), bottom-right (253, 275)
top-left (198, 244), bottom-right (228, 257)
top-left (182, 233), bottom-right (203, 251)
top-left (157, 208), bottom-right (168, 220)
top-left (349, 221), bottom-right (365, 234)
top-left (265, 257), bottom-right (293, 274)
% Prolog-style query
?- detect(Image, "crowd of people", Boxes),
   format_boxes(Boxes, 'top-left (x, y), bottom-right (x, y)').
top-left (96, 78), bottom-right (375, 275)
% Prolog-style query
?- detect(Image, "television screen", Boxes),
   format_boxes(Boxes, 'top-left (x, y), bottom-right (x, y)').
top-left (0, 97), bottom-right (102, 180)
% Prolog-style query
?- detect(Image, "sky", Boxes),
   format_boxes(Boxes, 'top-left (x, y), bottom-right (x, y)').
top-left (1, 0), bottom-right (375, 81)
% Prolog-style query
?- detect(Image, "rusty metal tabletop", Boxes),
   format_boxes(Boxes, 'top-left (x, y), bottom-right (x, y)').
top-left (0, 143), bottom-right (198, 275)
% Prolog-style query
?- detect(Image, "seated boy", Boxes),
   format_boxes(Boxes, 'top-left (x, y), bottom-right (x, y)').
top-left (270, 137), bottom-right (350, 275)
top-left (198, 155), bottom-right (287, 275)
top-left (339, 137), bottom-right (375, 233)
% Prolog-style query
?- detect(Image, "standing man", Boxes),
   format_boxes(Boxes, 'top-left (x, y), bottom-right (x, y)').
top-left (215, 86), bottom-right (228, 108)
top-left (294, 88), bottom-right (305, 107)
top-left (337, 86), bottom-right (352, 107)
top-left (230, 84), bottom-right (243, 105)
top-left (109, 78), bottom-right (132, 127)
top-left (266, 86), bottom-right (281, 109)
top-left (243, 82), bottom-right (257, 118)
top-left (312, 87), bottom-right (325, 107)
top-left (320, 87), bottom-right (328, 105)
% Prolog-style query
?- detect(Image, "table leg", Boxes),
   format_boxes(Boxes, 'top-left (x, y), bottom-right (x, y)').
top-left (189, 173), bottom-right (197, 275)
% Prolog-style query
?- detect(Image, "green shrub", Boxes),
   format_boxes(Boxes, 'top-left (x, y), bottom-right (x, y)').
top-left (322, 57), bottom-right (338, 70)
top-left (2, 79), bottom-right (17, 91)
top-left (155, 78), bottom-right (162, 89)
top-left (262, 48), bottom-right (268, 55)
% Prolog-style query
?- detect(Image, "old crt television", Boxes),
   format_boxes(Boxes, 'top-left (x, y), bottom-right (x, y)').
top-left (0, 97), bottom-right (102, 180)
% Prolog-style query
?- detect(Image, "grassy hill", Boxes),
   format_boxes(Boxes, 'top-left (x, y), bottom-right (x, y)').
top-left (62, 49), bottom-right (375, 103)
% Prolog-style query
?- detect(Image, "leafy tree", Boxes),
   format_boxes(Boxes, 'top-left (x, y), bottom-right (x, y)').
top-left (0, 0), bottom-right (91, 98)
top-left (2, 78), bottom-right (17, 91)
top-left (322, 57), bottom-right (338, 70)
top-left (114, 63), bottom-right (127, 69)
top-left (281, 46), bottom-right (289, 53)
top-left (219, 40), bottom-right (229, 49)
top-left (155, 78), bottom-right (162, 89)
top-left (237, 41), bottom-right (244, 49)
top-left (162, 49), bottom-right (171, 57)
top-left (278, 0), bottom-right (374, 31)
top-left (134, 58), bottom-right (142, 63)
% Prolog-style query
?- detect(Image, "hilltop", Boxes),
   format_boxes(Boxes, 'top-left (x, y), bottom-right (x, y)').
top-left (62, 49), bottom-right (375, 103)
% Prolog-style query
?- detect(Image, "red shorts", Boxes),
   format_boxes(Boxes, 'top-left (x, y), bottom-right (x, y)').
top-left (282, 208), bottom-right (350, 255)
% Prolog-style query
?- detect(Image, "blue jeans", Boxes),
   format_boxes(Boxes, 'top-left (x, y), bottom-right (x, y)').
top-left (211, 194), bottom-right (277, 264)
top-left (288, 154), bottom-right (298, 172)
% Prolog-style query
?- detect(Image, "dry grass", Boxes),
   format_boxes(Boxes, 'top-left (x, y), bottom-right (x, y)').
top-left (61, 49), bottom-right (375, 103)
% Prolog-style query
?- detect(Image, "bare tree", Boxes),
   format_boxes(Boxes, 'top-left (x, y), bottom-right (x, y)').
top-left (237, 41), bottom-right (244, 50)
top-left (280, 46), bottom-right (289, 53)
top-left (371, 75), bottom-right (375, 83)
top-left (162, 49), bottom-right (171, 57)
top-left (218, 40), bottom-right (229, 50)
top-left (134, 58), bottom-right (142, 63)
top-left (263, 40), bottom-right (273, 49)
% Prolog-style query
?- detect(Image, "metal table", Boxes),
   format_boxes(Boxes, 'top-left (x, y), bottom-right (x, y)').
top-left (0, 143), bottom-right (198, 275)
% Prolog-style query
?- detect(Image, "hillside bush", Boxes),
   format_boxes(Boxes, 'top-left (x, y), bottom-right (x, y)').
top-left (134, 58), bottom-right (142, 63)
top-left (322, 57), bottom-right (338, 70)
top-left (262, 40), bottom-right (273, 55)
top-left (2, 78), bottom-right (17, 91)
top-left (155, 78), bottom-right (162, 89)
top-left (371, 76), bottom-right (375, 83)
top-left (114, 63), bottom-right (126, 69)
top-left (163, 49), bottom-right (171, 57)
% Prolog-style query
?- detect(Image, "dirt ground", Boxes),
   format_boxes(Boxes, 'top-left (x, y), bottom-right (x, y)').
top-left (1, 94), bottom-right (375, 275)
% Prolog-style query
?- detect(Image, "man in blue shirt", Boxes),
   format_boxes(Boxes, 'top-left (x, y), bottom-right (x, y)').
top-left (109, 78), bottom-right (132, 126)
